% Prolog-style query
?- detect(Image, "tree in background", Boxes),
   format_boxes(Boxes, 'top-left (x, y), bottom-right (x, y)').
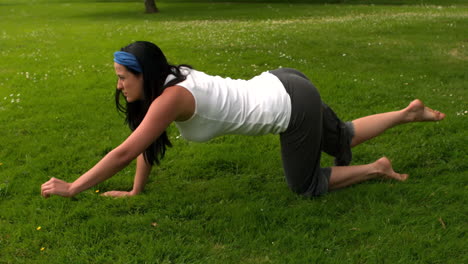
top-left (145, 0), bottom-right (158, 13)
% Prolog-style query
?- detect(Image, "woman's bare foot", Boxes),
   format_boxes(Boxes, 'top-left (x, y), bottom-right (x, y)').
top-left (403, 99), bottom-right (446, 123)
top-left (373, 157), bottom-right (408, 181)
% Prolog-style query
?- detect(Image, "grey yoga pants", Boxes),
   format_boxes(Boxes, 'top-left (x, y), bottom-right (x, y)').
top-left (269, 68), bottom-right (354, 197)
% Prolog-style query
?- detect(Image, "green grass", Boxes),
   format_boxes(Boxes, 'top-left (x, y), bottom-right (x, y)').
top-left (0, 0), bottom-right (467, 263)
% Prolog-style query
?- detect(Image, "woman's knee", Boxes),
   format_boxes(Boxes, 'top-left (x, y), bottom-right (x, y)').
top-left (283, 167), bottom-right (331, 197)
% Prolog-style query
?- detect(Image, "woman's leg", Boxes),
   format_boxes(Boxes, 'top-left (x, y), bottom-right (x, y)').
top-left (328, 157), bottom-right (408, 190)
top-left (351, 99), bottom-right (445, 147)
top-left (328, 99), bottom-right (445, 190)
top-left (273, 68), bottom-right (330, 196)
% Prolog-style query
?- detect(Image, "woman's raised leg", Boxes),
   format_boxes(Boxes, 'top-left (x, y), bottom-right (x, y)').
top-left (350, 99), bottom-right (445, 147)
top-left (327, 99), bottom-right (445, 190)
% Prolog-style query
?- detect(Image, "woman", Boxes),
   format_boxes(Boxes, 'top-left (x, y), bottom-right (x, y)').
top-left (41, 41), bottom-right (445, 198)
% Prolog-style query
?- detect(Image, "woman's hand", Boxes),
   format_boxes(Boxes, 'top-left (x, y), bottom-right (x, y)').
top-left (41, 177), bottom-right (75, 198)
top-left (101, 190), bottom-right (137, 197)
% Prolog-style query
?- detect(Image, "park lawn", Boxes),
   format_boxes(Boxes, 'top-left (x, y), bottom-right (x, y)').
top-left (0, 0), bottom-right (467, 263)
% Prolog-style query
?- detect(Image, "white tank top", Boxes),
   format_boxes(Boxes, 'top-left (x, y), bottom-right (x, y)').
top-left (169, 68), bottom-right (291, 142)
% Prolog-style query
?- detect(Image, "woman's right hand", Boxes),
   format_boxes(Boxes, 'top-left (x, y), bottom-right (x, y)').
top-left (41, 177), bottom-right (76, 198)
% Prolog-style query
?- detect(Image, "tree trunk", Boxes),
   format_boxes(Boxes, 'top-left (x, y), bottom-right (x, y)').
top-left (144, 0), bottom-right (159, 13)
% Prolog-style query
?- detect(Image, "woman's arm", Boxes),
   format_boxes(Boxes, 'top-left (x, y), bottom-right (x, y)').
top-left (41, 86), bottom-right (194, 198)
top-left (101, 154), bottom-right (152, 197)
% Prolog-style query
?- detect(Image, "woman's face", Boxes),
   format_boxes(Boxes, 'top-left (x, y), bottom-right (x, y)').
top-left (114, 62), bottom-right (144, 102)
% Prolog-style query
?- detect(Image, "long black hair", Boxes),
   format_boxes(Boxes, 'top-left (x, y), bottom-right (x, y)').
top-left (115, 41), bottom-right (190, 165)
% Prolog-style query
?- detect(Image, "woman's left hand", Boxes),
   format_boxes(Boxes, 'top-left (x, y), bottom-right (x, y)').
top-left (41, 177), bottom-right (75, 198)
top-left (101, 190), bottom-right (136, 197)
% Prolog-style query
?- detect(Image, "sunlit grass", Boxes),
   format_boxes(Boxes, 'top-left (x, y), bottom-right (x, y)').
top-left (0, 0), bottom-right (467, 263)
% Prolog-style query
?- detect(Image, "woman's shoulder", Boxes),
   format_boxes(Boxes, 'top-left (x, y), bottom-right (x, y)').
top-left (159, 85), bottom-right (195, 121)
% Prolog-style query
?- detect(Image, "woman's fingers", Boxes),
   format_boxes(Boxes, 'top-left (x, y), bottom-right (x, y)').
top-left (41, 179), bottom-right (54, 198)
top-left (40, 177), bottom-right (72, 198)
top-left (41, 187), bottom-right (49, 198)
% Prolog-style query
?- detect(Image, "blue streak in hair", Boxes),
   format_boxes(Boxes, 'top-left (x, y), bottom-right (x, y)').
top-left (114, 51), bottom-right (142, 73)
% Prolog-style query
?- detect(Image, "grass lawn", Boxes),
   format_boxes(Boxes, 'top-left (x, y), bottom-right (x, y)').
top-left (0, 0), bottom-right (467, 263)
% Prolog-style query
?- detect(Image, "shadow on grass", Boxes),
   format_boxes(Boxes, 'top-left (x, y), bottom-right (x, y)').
top-left (4, 0), bottom-right (465, 23)
top-left (62, 0), bottom-right (466, 23)
top-left (99, 0), bottom-right (467, 4)
top-left (67, 2), bottom-right (319, 22)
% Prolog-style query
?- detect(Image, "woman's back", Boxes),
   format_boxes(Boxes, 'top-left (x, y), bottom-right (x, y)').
top-left (173, 68), bottom-right (292, 142)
